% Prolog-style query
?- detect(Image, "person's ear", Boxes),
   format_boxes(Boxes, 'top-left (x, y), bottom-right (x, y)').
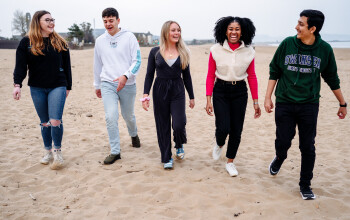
top-left (310, 26), bottom-right (316, 34)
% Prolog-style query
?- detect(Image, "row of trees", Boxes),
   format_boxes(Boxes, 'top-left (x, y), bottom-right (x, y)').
top-left (67, 22), bottom-right (94, 43)
top-left (11, 10), bottom-right (94, 43)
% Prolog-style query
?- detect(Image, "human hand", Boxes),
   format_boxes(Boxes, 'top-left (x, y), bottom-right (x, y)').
top-left (142, 100), bottom-right (150, 111)
top-left (189, 99), bottom-right (195, 109)
top-left (13, 87), bottom-right (21, 100)
top-left (66, 90), bottom-right (70, 98)
top-left (95, 89), bottom-right (102, 98)
top-left (337, 107), bottom-right (347, 119)
top-left (114, 75), bottom-right (127, 92)
top-left (141, 94), bottom-right (150, 111)
top-left (206, 101), bottom-right (213, 116)
top-left (264, 98), bottom-right (274, 113)
top-left (254, 103), bottom-right (261, 118)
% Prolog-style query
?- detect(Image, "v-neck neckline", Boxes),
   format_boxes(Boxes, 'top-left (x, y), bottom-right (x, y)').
top-left (161, 54), bottom-right (180, 68)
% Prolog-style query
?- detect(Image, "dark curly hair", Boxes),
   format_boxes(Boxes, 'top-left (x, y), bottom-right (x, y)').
top-left (213, 16), bottom-right (255, 46)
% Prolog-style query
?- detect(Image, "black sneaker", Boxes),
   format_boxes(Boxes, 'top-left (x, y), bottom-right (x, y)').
top-left (103, 154), bottom-right (121, 165)
top-left (131, 135), bottom-right (141, 148)
top-left (300, 186), bottom-right (316, 200)
top-left (269, 156), bottom-right (283, 175)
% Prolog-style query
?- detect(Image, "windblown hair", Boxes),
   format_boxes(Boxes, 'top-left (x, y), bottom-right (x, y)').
top-left (300, 9), bottom-right (325, 36)
top-left (27, 10), bottom-right (67, 56)
top-left (213, 16), bottom-right (256, 46)
top-left (159, 21), bottom-right (190, 70)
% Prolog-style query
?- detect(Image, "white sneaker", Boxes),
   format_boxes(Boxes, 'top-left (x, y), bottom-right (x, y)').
top-left (40, 150), bottom-right (53, 165)
top-left (212, 144), bottom-right (223, 161)
top-left (226, 163), bottom-right (238, 177)
top-left (50, 149), bottom-right (64, 170)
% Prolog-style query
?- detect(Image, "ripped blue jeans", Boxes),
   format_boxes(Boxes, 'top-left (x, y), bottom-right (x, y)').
top-left (30, 86), bottom-right (66, 150)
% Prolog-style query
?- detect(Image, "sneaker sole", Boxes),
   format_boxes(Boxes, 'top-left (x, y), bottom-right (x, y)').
top-left (175, 154), bottom-right (185, 160)
top-left (40, 161), bottom-right (50, 165)
top-left (103, 160), bottom-right (119, 165)
top-left (300, 192), bottom-right (316, 200)
top-left (228, 172), bottom-right (238, 177)
top-left (226, 169), bottom-right (238, 177)
top-left (269, 158), bottom-right (280, 175)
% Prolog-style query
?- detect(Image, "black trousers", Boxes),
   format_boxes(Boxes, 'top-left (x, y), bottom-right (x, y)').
top-left (153, 78), bottom-right (187, 163)
top-left (275, 102), bottom-right (319, 188)
top-left (213, 80), bottom-right (248, 159)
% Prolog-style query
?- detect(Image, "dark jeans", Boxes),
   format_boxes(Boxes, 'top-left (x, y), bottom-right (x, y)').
top-left (213, 80), bottom-right (248, 159)
top-left (30, 86), bottom-right (66, 150)
top-left (275, 102), bottom-right (319, 188)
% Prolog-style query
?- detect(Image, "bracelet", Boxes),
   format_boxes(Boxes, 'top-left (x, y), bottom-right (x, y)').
top-left (14, 84), bottom-right (20, 88)
top-left (254, 102), bottom-right (259, 105)
top-left (340, 102), bottom-right (347, 107)
top-left (140, 97), bottom-right (151, 102)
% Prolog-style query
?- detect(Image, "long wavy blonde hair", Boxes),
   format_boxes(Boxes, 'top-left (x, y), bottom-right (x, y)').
top-left (159, 21), bottom-right (190, 70)
top-left (27, 10), bottom-right (67, 56)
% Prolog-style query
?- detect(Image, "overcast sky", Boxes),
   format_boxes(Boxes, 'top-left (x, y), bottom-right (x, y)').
top-left (1, 0), bottom-right (350, 40)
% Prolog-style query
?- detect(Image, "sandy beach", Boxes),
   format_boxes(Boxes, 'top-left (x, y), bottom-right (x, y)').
top-left (0, 45), bottom-right (349, 219)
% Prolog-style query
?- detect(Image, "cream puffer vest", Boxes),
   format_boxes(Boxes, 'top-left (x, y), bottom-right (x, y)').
top-left (210, 40), bottom-right (255, 81)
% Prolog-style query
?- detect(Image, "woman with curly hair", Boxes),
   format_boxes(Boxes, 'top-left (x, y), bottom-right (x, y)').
top-left (142, 21), bottom-right (195, 169)
top-left (206, 16), bottom-right (261, 176)
top-left (13, 10), bottom-right (72, 170)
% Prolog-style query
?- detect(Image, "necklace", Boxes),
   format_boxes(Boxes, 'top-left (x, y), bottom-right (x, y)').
top-left (167, 48), bottom-right (176, 58)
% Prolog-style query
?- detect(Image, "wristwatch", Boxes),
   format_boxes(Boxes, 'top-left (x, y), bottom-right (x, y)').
top-left (340, 102), bottom-right (347, 107)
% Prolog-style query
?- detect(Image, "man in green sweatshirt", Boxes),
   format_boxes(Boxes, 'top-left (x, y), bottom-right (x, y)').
top-left (264, 9), bottom-right (347, 200)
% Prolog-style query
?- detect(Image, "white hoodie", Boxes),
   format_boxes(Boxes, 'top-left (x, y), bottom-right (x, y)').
top-left (93, 29), bottom-right (141, 89)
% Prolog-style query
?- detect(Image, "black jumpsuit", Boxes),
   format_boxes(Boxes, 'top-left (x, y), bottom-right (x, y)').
top-left (144, 47), bottom-right (194, 163)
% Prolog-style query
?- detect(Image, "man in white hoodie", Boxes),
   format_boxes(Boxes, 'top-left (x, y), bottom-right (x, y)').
top-left (94, 7), bottom-right (141, 164)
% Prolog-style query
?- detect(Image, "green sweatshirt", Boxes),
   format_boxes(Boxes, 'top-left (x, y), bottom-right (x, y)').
top-left (269, 35), bottom-right (340, 103)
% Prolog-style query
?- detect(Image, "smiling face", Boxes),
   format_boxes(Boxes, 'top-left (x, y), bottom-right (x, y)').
top-left (226, 22), bottom-right (241, 44)
top-left (295, 16), bottom-right (315, 41)
top-left (103, 16), bottom-right (120, 36)
top-left (168, 22), bottom-right (181, 44)
top-left (39, 13), bottom-right (55, 37)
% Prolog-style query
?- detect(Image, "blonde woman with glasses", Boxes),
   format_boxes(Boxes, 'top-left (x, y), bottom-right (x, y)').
top-left (13, 10), bottom-right (72, 170)
top-left (142, 21), bottom-right (195, 169)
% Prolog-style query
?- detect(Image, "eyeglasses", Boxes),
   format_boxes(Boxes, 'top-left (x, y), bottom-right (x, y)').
top-left (41, 18), bottom-right (55, 24)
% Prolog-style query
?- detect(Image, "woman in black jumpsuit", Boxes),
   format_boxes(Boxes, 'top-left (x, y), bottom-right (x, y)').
top-left (142, 21), bottom-right (195, 169)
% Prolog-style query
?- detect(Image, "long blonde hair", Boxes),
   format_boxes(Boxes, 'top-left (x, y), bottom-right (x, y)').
top-left (27, 10), bottom-right (68, 56)
top-left (159, 21), bottom-right (190, 70)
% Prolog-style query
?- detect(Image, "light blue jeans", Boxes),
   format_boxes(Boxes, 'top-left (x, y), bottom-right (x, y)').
top-left (101, 81), bottom-right (138, 155)
top-left (30, 86), bottom-right (66, 150)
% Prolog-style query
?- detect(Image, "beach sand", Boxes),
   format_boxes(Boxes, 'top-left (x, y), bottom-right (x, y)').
top-left (0, 45), bottom-right (349, 219)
